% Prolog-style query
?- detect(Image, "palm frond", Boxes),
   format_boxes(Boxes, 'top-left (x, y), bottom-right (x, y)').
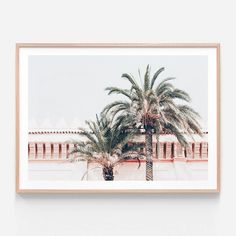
top-left (144, 64), bottom-right (151, 92)
top-left (169, 89), bottom-right (191, 102)
top-left (102, 100), bottom-right (130, 115)
top-left (156, 77), bottom-right (175, 91)
top-left (156, 82), bottom-right (174, 97)
top-left (150, 67), bottom-right (165, 89)
top-left (105, 87), bottom-right (132, 100)
top-left (164, 123), bottom-right (189, 147)
top-left (178, 105), bottom-right (201, 118)
top-left (122, 73), bottom-right (143, 99)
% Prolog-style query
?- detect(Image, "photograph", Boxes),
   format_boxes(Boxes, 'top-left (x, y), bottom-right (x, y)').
top-left (16, 44), bottom-right (220, 192)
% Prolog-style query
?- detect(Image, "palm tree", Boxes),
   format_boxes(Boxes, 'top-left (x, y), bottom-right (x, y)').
top-left (103, 65), bottom-right (202, 181)
top-left (68, 114), bottom-right (144, 181)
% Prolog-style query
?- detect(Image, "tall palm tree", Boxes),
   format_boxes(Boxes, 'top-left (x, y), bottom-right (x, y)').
top-left (68, 114), bottom-right (144, 181)
top-left (103, 65), bottom-right (202, 181)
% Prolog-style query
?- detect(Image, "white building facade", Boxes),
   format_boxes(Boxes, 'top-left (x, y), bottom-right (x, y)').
top-left (27, 130), bottom-right (208, 181)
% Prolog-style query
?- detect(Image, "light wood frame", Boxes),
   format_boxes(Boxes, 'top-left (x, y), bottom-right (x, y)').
top-left (16, 43), bottom-right (220, 193)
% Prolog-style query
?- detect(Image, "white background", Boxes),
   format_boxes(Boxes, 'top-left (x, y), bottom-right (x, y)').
top-left (0, 0), bottom-right (233, 235)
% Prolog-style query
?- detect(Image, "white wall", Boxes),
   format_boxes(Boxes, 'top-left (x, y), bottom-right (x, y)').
top-left (28, 161), bottom-right (208, 181)
top-left (0, 0), bottom-right (233, 235)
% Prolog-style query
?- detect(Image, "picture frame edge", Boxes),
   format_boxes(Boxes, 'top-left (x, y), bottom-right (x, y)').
top-left (15, 43), bottom-right (221, 194)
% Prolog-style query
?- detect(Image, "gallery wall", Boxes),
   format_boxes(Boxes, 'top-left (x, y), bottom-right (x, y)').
top-left (0, 0), bottom-right (234, 235)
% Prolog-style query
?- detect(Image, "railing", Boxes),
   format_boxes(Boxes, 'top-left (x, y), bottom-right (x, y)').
top-left (28, 141), bottom-right (208, 161)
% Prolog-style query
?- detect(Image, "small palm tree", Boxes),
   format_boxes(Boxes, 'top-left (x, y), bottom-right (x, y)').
top-left (69, 114), bottom-right (144, 181)
top-left (103, 65), bottom-right (202, 181)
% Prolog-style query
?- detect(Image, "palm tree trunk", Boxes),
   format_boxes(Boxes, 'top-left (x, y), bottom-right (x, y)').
top-left (145, 126), bottom-right (153, 181)
top-left (156, 120), bottom-right (161, 160)
top-left (102, 166), bottom-right (114, 181)
top-left (156, 132), bottom-right (160, 160)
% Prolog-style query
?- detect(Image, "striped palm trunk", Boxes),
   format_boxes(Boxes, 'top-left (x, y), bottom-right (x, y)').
top-left (145, 126), bottom-right (153, 181)
top-left (156, 133), bottom-right (160, 160)
top-left (156, 119), bottom-right (161, 160)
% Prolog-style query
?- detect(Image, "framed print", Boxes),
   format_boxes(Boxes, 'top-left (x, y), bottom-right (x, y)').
top-left (16, 43), bottom-right (220, 193)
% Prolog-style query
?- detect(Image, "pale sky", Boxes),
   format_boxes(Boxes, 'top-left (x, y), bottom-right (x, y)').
top-left (28, 55), bottom-right (208, 129)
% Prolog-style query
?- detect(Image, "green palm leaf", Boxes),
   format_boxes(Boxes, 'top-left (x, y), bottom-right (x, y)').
top-left (150, 67), bottom-right (165, 89)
